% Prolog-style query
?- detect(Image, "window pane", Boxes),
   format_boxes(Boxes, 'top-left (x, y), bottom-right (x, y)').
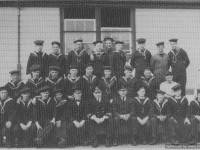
top-left (101, 8), bottom-right (130, 27)
top-left (64, 7), bottom-right (95, 19)
top-left (64, 19), bottom-right (96, 31)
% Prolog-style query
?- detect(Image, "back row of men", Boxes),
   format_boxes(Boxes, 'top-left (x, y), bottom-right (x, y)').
top-left (26, 37), bottom-right (190, 95)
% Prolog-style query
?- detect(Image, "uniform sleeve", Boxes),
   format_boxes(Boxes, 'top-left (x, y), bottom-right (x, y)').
top-left (130, 52), bottom-right (136, 69)
top-left (150, 56), bottom-right (156, 73)
top-left (44, 54), bottom-right (49, 78)
top-left (26, 54), bottom-right (32, 75)
top-left (112, 99), bottom-right (119, 117)
top-left (131, 100), bottom-right (136, 117)
top-left (184, 98), bottom-right (189, 118)
top-left (188, 101), bottom-right (196, 118)
top-left (109, 53), bottom-right (115, 71)
top-left (166, 102), bottom-right (172, 118)
top-left (182, 50), bottom-right (190, 68)
top-left (168, 52), bottom-right (172, 68)
top-left (146, 101), bottom-right (152, 118)
top-left (8, 101), bottom-right (17, 123)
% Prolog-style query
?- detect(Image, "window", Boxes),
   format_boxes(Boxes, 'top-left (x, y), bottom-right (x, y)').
top-left (64, 7), bottom-right (95, 54)
top-left (63, 7), bottom-right (132, 54)
top-left (101, 8), bottom-right (132, 53)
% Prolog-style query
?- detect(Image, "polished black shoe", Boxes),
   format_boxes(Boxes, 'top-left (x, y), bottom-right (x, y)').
top-left (92, 140), bottom-right (98, 148)
top-left (189, 139), bottom-right (197, 145)
top-left (14, 138), bottom-right (19, 147)
top-left (112, 139), bottom-right (118, 146)
top-left (105, 139), bottom-right (111, 147)
top-left (142, 140), bottom-right (148, 145)
top-left (171, 139), bottom-right (179, 145)
top-left (131, 139), bottom-right (137, 146)
top-left (34, 137), bottom-right (43, 147)
top-left (58, 138), bottom-right (66, 148)
top-left (149, 139), bottom-right (157, 145)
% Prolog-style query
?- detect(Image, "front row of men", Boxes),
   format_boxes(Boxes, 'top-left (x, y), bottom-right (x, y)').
top-left (0, 81), bottom-right (200, 148)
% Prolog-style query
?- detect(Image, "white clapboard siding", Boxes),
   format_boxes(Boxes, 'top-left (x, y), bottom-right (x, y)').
top-left (136, 9), bottom-right (200, 89)
top-left (0, 8), bottom-right (18, 86)
top-left (20, 7), bottom-right (60, 83)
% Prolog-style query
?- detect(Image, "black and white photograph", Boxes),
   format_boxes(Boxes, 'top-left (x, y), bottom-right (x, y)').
top-left (0, 0), bottom-right (200, 149)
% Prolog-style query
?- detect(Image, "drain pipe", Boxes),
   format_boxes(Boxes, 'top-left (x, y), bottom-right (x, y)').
top-left (17, 6), bottom-right (21, 73)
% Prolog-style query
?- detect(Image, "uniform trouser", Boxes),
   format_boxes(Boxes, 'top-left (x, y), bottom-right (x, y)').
top-left (134, 118), bottom-right (151, 141)
top-left (0, 122), bottom-right (15, 146)
top-left (190, 117), bottom-right (200, 143)
top-left (151, 117), bottom-right (171, 140)
top-left (170, 117), bottom-right (191, 143)
top-left (112, 116), bottom-right (137, 139)
top-left (13, 123), bottom-right (37, 145)
top-left (67, 121), bottom-right (87, 144)
top-left (172, 70), bottom-right (187, 96)
top-left (88, 118), bottom-right (112, 141)
top-left (36, 122), bottom-right (55, 141)
top-left (55, 121), bottom-right (67, 139)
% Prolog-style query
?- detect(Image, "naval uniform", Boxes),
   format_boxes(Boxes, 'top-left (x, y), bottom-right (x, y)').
top-left (168, 48), bottom-right (190, 96)
top-left (5, 81), bottom-right (25, 99)
top-left (48, 53), bottom-right (67, 77)
top-left (67, 50), bottom-right (90, 76)
top-left (87, 97), bottom-right (112, 141)
top-left (14, 99), bottom-right (36, 146)
top-left (130, 49), bottom-right (152, 79)
top-left (168, 96), bottom-right (190, 143)
top-left (26, 51), bottom-right (49, 79)
top-left (132, 97), bottom-right (152, 142)
top-left (110, 51), bottom-right (126, 80)
top-left (25, 77), bottom-right (45, 98)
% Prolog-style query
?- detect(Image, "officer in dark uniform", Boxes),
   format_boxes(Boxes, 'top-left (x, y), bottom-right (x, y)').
top-left (67, 39), bottom-right (90, 76)
top-left (33, 86), bottom-right (56, 147)
top-left (48, 41), bottom-right (67, 77)
top-left (149, 90), bottom-right (173, 145)
top-left (118, 66), bottom-right (138, 98)
top-left (130, 38), bottom-right (152, 79)
top-left (64, 66), bottom-right (82, 100)
top-left (112, 86), bottom-right (135, 146)
top-left (54, 88), bottom-right (69, 148)
top-left (168, 84), bottom-right (190, 144)
top-left (66, 89), bottom-right (89, 146)
top-left (25, 65), bottom-right (45, 98)
top-left (45, 66), bottom-right (64, 96)
top-left (110, 41), bottom-right (126, 80)
top-left (98, 66), bottom-right (117, 100)
top-left (80, 63), bottom-right (98, 100)
top-left (87, 87), bottom-right (112, 147)
top-left (0, 86), bottom-right (16, 147)
top-left (26, 40), bottom-right (49, 79)
top-left (14, 87), bottom-right (36, 147)
top-left (187, 89), bottom-right (200, 145)
top-left (5, 70), bottom-right (25, 99)
top-left (132, 86), bottom-right (152, 145)
top-left (90, 40), bottom-right (109, 79)
top-left (168, 39), bottom-right (190, 96)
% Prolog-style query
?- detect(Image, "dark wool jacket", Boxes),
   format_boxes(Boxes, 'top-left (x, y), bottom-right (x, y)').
top-left (26, 51), bottom-right (49, 78)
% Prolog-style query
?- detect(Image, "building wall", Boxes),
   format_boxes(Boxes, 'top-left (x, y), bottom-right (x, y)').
top-left (20, 7), bottom-right (60, 82)
top-left (0, 7), bottom-right (60, 86)
top-left (0, 8), bottom-right (18, 85)
top-left (136, 9), bottom-right (200, 89)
